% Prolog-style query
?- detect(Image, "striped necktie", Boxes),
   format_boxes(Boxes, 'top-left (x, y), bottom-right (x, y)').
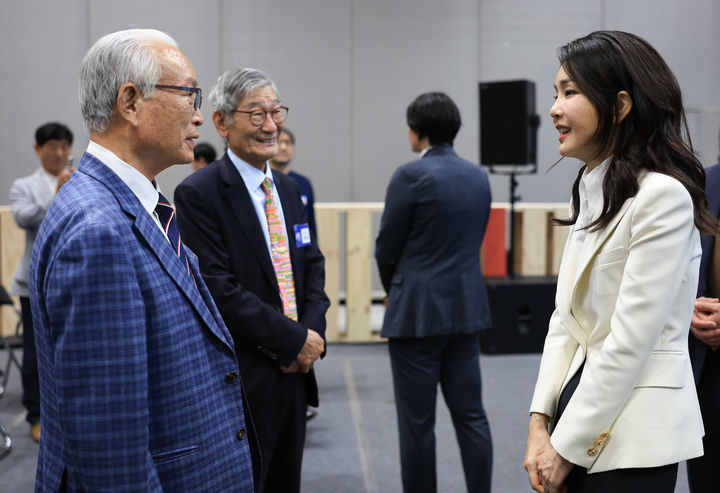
top-left (155, 192), bottom-right (192, 278)
top-left (262, 178), bottom-right (298, 321)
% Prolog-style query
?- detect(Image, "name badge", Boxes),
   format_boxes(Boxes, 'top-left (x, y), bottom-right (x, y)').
top-left (294, 223), bottom-right (312, 247)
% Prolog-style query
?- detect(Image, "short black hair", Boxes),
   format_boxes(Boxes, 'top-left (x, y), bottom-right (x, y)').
top-left (281, 128), bottom-right (295, 145)
top-left (193, 142), bottom-right (217, 163)
top-left (35, 122), bottom-right (73, 147)
top-left (406, 92), bottom-right (461, 146)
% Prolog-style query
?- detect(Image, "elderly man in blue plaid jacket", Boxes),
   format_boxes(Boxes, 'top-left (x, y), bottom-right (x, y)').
top-left (29, 29), bottom-right (257, 492)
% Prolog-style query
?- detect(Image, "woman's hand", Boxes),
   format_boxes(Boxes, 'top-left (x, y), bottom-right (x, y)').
top-left (524, 413), bottom-right (553, 492)
top-left (537, 446), bottom-right (573, 493)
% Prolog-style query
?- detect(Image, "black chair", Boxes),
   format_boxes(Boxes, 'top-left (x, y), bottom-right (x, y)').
top-left (0, 284), bottom-right (22, 458)
top-left (0, 418), bottom-right (10, 458)
top-left (0, 284), bottom-right (23, 397)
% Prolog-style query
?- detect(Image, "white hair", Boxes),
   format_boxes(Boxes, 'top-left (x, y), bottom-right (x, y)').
top-left (79, 28), bottom-right (178, 133)
top-left (208, 68), bottom-right (279, 121)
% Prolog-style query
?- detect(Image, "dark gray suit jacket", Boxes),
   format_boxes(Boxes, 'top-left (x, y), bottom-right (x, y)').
top-left (692, 162), bottom-right (720, 383)
top-left (174, 154), bottom-right (329, 407)
top-left (375, 144), bottom-right (492, 338)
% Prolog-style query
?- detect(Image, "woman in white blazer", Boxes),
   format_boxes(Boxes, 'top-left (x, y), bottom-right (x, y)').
top-left (523, 31), bottom-right (716, 493)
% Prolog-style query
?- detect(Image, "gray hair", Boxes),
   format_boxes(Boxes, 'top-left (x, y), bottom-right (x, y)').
top-left (208, 68), bottom-right (279, 121)
top-left (79, 28), bottom-right (178, 133)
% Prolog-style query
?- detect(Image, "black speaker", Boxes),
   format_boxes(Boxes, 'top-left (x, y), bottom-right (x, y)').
top-left (480, 277), bottom-right (556, 354)
top-left (479, 80), bottom-right (539, 170)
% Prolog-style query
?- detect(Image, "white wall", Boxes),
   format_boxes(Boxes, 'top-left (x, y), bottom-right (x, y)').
top-left (1, 0), bottom-right (718, 204)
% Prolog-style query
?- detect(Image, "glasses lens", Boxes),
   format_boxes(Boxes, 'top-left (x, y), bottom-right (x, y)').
top-left (272, 108), bottom-right (288, 124)
top-left (195, 89), bottom-right (202, 110)
top-left (250, 112), bottom-right (265, 125)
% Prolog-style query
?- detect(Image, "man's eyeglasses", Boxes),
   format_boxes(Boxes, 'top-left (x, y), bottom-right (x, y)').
top-left (234, 106), bottom-right (289, 126)
top-left (154, 84), bottom-right (203, 111)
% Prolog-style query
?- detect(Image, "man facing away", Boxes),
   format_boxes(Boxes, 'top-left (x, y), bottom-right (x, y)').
top-left (9, 122), bottom-right (74, 443)
top-left (269, 128), bottom-right (317, 238)
top-left (687, 158), bottom-right (720, 493)
top-left (30, 29), bottom-right (256, 492)
top-left (375, 92), bottom-right (494, 493)
top-left (175, 67), bottom-right (329, 493)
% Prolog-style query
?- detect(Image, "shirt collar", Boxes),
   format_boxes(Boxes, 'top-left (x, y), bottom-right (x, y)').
top-left (86, 140), bottom-right (160, 216)
top-left (227, 148), bottom-right (273, 191)
top-left (419, 146), bottom-right (433, 158)
top-left (579, 157), bottom-right (611, 224)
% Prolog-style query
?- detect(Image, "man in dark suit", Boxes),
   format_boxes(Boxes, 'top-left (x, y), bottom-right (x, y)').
top-left (687, 161), bottom-right (720, 493)
top-left (175, 67), bottom-right (329, 493)
top-left (375, 92), bottom-right (494, 493)
top-left (30, 29), bottom-right (255, 491)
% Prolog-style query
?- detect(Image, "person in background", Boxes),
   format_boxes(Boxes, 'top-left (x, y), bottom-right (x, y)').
top-left (191, 141), bottom-right (217, 171)
top-left (175, 67), bottom-right (329, 493)
top-left (375, 91), bottom-right (494, 493)
top-left (523, 31), bottom-right (712, 493)
top-left (269, 128), bottom-right (317, 238)
top-left (9, 121), bottom-right (74, 443)
top-left (686, 152), bottom-right (720, 493)
top-left (30, 28), bottom-right (256, 491)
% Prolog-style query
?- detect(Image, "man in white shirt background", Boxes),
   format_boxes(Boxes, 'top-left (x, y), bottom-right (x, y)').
top-left (9, 122), bottom-right (74, 443)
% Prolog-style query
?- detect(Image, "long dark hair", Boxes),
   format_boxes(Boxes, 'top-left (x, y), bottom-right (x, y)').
top-left (554, 30), bottom-right (715, 234)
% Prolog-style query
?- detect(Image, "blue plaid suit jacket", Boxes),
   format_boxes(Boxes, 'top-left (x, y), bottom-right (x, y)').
top-left (29, 152), bottom-right (255, 492)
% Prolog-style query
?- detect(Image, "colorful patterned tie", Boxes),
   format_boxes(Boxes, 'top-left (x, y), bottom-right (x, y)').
top-left (155, 192), bottom-right (193, 279)
top-left (262, 178), bottom-right (298, 321)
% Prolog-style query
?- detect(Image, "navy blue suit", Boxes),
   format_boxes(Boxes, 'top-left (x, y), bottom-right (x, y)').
top-left (687, 163), bottom-right (720, 493)
top-left (175, 153), bottom-right (329, 493)
top-left (30, 152), bottom-right (255, 492)
top-left (375, 144), bottom-right (493, 493)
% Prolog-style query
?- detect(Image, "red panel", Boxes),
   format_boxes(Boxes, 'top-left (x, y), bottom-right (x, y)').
top-left (482, 208), bottom-right (507, 277)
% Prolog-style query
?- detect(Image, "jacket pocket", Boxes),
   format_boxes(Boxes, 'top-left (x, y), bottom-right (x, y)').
top-left (152, 445), bottom-right (199, 465)
top-left (591, 247), bottom-right (627, 296)
top-left (633, 350), bottom-right (686, 389)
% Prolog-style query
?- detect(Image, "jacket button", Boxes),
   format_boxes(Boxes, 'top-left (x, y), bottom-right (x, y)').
top-left (236, 429), bottom-right (246, 440)
top-left (226, 371), bottom-right (238, 383)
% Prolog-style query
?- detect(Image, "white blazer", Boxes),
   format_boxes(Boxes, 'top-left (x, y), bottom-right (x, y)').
top-left (529, 171), bottom-right (704, 473)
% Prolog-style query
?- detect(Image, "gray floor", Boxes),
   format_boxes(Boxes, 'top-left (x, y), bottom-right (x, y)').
top-left (0, 343), bottom-right (691, 492)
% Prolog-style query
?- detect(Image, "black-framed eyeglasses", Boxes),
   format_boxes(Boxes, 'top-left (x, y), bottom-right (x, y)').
top-left (234, 106), bottom-right (289, 126)
top-left (154, 84), bottom-right (203, 110)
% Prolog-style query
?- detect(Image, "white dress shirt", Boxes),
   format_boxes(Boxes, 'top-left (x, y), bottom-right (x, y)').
top-left (574, 158), bottom-right (611, 256)
top-left (226, 148), bottom-right (288, 260)
top-left (86, 141), bottom-right (167, 238)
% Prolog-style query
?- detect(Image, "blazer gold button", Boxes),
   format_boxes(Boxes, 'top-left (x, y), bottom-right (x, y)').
top-left (236, 429), bottom-right (246, 440)
top-left (587, 447), bottom-right (597, 456)
top-left (226, 371), bottom-right (238, 383)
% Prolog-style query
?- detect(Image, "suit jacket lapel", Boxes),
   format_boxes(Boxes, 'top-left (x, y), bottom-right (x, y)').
top-left (554, 196), bottom-right (635, 346)
top-left (554, 225), bottom-right (588, 346)
top-left (81, 153), bottom-right (235, 352)
top-left (572, 196), bottom-right (634, 290)
top-left (220, 157), bottom-right (280, 291)
top-left (132, 212), bottom-right (232, 349)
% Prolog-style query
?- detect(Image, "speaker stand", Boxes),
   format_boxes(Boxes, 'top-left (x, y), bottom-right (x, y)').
top-left (508, 172), bottom-right (520, 278)
top-left (489, 167), bottom-right (534, 278)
